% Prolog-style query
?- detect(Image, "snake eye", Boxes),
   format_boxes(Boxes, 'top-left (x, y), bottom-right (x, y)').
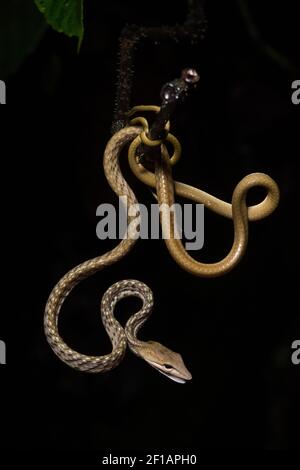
top-left (163, 364), bottom-right (173, 370)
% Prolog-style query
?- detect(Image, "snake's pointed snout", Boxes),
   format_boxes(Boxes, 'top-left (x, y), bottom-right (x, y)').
top-left (178, 357), bottom-right (192, 383)
top-left (162, 361), bottom-right (192, 384)
top-left (184, 368), bottom-right (193, 382)
top-left (141, 341), bottom-right (193, 384)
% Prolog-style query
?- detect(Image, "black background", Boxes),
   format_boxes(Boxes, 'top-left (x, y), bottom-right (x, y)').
top-left (0, 0), bottom-right (299, 451)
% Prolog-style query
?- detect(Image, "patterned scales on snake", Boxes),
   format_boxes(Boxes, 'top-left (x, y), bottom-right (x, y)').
top-left (44, 119), bottom-right (279, 381)
top-left (44, 127), bottom-right (192, 383)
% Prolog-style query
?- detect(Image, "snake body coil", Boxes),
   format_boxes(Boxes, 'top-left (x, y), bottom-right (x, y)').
top-left (44, 127), bottom-right (191, 382)
top-left (45, 122), bottom-right (279, 380)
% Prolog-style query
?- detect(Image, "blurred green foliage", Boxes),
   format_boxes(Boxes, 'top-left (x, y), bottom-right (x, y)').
top-left (0, 0), bottom-right (47, 77)
top-left (34, 0), bottom-right (84, 49)
top-left (0, 0), bottom-right (84, 78)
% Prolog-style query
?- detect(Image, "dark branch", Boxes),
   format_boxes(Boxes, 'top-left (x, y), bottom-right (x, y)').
top-left (149, 68), bottom-right (200, 141)
top-left (111, 0), bottom-right (207, 134)
top-left (136, 68), bottom-right (200, 166)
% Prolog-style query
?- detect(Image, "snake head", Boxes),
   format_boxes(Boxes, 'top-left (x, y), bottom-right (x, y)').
top-left (138, 341), bottom-right (192, 384)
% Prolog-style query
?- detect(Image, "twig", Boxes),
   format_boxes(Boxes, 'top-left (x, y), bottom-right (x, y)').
top-left (149, 68), bottom-right (200, 141)
top-left (137, 68), bottom-right (200, 165)
top-left (111, 0), bottom-right (207, 134)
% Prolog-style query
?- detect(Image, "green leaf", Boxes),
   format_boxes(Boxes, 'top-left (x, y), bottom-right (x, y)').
top-left (0, 0), bottom-right (47, 78)
top-left (34, 0), bottom-right (84, 49)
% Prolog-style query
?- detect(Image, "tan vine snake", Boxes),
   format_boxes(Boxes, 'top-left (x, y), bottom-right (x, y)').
top-left (44, 126), bottom-right (192, 383)
top-left (44, 111), bottom-right (279, 380)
